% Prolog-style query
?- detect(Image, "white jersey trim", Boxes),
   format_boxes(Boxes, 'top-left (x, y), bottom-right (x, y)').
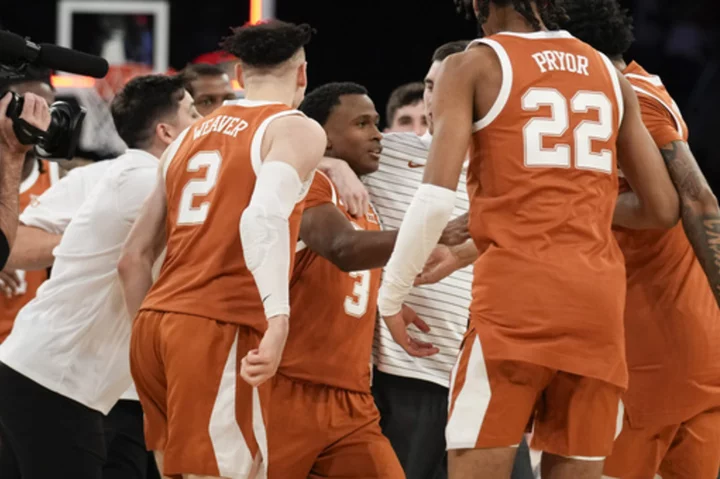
top-left (19, 160), bottom-right (40, 194)
top-left (162, 126), bottom-right (191, 179)
top-left (249, 110), bottom-right (304, 177)
top-left (631, 84), bottom-right (685, 138)
top-left (495, 30), bottom-right (574, 40)
top-left (598, 53), bottom-right (625, 128)
top-left (468, 38), bottom-right (513, 132)
top-left (295, 170), bottom-right (337, 254)
top-left (625, 72), bottom-right (663, 87)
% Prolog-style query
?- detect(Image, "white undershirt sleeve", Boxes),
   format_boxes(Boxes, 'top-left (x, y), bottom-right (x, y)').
top-left (240, 160), bottom-right (304, 319)
top-left (378, 184), bottom-right (457, 316)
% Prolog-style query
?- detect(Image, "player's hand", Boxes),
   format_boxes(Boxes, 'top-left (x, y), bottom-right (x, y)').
top-left (0, 270), bottom-right (22, 298)
top-left (321, 157), bottom-right (370, 218)
top-left (439, 213), bottom-right (470, 246)
top-left (382, 304), bottom-right (440, 358)
top-left (240, 314), bottom-right (289, 387)
top-left (415, 245), bottom-right (460, 286)
top-left (0, 92), bottom-right (51, 156)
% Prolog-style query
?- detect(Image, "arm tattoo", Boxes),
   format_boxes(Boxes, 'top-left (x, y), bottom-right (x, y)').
top-left (661, 140), bottom-right (720, 306)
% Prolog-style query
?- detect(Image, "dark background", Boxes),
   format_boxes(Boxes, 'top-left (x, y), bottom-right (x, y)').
top-left (1, 0), bottom-right (718, 186)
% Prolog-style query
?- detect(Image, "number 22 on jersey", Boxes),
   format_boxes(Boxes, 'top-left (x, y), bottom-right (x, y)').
top-left (177, 151), bottom-right (222, 225)
top-left (522, 88), bottom-right (614, 173)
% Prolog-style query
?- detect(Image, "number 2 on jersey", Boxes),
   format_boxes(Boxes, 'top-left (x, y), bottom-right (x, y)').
top-left (522, 88), bottom-right (613, 173)
top-left (177, 151), bottom-right (222, 225)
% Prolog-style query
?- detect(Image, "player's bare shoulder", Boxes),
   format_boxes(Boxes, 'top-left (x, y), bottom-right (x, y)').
top-left (264, 114), bottom-right (327, 162)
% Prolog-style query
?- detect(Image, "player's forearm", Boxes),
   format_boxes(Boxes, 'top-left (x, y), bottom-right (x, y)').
top-left (0, 151), bottom-right (24, 253)
top-left (612, 191), bottom-right (675, 230)
top-left (117, 254), bottom-right (155, 317)
top-left (331, 230), bottom-right (398, 272)
top-left (378, 184), bottom-right (456, 316)
top-left (659, 141), bottom-right (720, 306)
top-left (450, 239), bottom-right (479, 268)
top-left (5, 226), bottom-right (60, 271)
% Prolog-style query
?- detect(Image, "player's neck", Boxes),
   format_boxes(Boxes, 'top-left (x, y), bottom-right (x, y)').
top-left (489, 7), bottom-right (547, 35)
top-left (140, 144), bottom-right (164, 161)
top-left (611, 57), bottom-right (628, 72)
top-left (243, 77), bottom-right (297, 108)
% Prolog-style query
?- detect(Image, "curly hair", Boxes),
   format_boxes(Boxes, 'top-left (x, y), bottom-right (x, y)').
top-left (455, 0), bottom-right (568, 31)
top-left (220, 20), bottom-right (313, 68)
top-left (558, 0), bottom-right (634, 58)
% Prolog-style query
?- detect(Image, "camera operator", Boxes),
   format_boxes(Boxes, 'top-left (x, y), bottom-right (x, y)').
top-left (0, 90), bottom-right (50, 270)
top-left (0, 66), bottom-right (61, 340)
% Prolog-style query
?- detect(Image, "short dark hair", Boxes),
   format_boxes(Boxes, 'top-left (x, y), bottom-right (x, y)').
top-left (476, 0), bottom-right (567, 31)
top-left (559, 0), bottom-right (634, 59)
top-left (0, 66), bottom-right (53, 97)
top-left (220, 20), bottom-right (313, 69)
top-left (299, 82), bottom-right (368, 126)
top-left (179, 63), bottom-right (227, 96)
top-left (110, 74), bottom-right (186, 149)
top-left (432, 40), bottom-right (471, 63)
top-left (385, 82), bottom-right (424, 126)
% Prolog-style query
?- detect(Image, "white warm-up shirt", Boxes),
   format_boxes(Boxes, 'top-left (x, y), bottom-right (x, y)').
top-left (0, 150), bottom-right (157, 413)
top-left (364, 132), bottom-right (472, 388)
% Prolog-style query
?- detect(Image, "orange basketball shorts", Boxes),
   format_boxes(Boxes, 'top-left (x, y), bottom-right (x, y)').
top-left (268, 373), bottom-right (404, 479)
top-left (447, 327), bottom-right (623, 459)
top-left (130, 310), bottom-right (269, 479)
top-left (604, 407), bottom-right (720, 479)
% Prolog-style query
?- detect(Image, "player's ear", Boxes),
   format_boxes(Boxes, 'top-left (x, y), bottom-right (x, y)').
top-left (297, 62), bottom-right (308, 89)
top-left (235, 63), bottom-right (246, 90)
top-left (155, 122), bottom-right (174, 146)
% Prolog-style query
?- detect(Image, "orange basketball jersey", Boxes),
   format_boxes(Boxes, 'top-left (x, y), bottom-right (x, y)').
top-left (0, 160), bottom-right (59, 342)
top-left (614, 62), bottom-right (720, 427)
top-left (141, 100), bottom-right (308, 333)
top-left (466, 31), bottom-right (628, 388)
top-left (280, 172), bottom-right (382, 393)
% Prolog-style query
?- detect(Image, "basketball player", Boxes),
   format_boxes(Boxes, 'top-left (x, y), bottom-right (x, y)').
top-left (177, 61), bottom-right (366, 218)
top-left (0, 74), bottom-right (198, 479)
top-left (267, 81), bottom-right (419, 479)
top-left (378, 1), bottom-right (680, 478)
top-left (0, 67), bottom-right (60, 337)
top-left (559, 1), bottom-right (720, 477)
top-left (117, 21), bottom-right (325, 479)
top-left (179, 63), bottom-right (237, 116)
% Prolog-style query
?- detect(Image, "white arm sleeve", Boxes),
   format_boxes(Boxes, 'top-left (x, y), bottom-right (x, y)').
top-left (378, 184), bottom-right (457, 316)
top-left (240, 160), bottom-right (304, 319)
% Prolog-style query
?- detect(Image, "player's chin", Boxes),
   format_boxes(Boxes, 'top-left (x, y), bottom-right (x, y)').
top-left (364, 152), bottom-right (381, 173)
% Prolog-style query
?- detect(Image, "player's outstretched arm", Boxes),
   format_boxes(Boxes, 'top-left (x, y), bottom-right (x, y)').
top-left (614, 74), bottom-right (680, 229)
top-left (4, 226), bottom-right (59, 271)
top-left (117, 166), bottom-right (167, 318)
top-left (239, 115), bottom-right (326, 387)
top-left (378, 51), bottom-right (477, 357)
top-left (300, 204), bottom-right (397, 272)
top-left (659, 140), bottom-right (720, 305)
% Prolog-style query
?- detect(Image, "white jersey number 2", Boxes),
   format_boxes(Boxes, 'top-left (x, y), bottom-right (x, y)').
top-left (522, 88), bottom-right (613, 174)
top-left (177, 151), bottom-right (222, 225)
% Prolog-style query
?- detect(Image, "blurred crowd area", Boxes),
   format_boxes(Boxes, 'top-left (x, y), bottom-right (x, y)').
top-left (623, 0), bottom-right (719, 190)
top-left (0, 0), bottom-right (717, 184)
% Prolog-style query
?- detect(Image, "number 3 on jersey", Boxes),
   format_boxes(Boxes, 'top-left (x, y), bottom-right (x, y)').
top-left (343, 222), bottom-right (371, 318)
top-left (177, 151), bottom-right (222, 225)
top-left (522, 88), bottom-right (613, 173)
